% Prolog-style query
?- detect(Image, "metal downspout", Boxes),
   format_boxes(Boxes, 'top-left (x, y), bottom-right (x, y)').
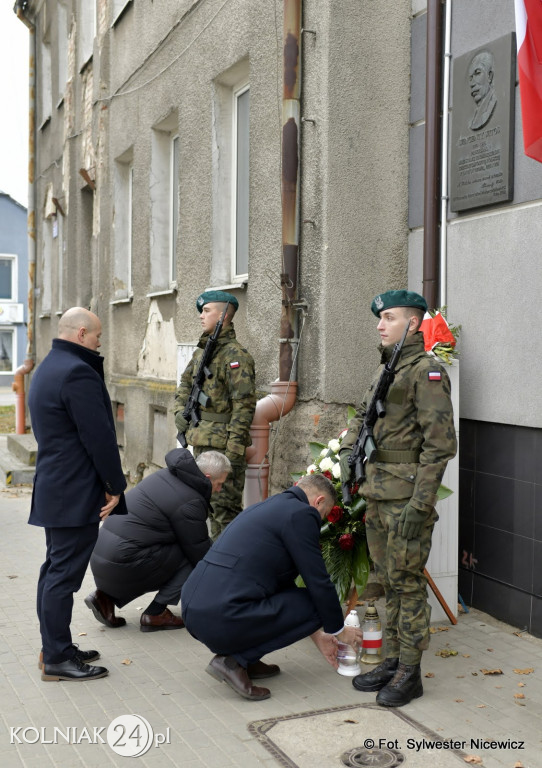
top-left (244, 0), bottom-right (302, 505)
top-left (439, 0), bottom-right (452, 308)
top-left (422, 0), bottom-right (443, 311)
top-left (13, 4), bottom-right (36, 433)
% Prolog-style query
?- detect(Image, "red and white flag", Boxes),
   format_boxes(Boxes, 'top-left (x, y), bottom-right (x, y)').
top-left (514, 0), bottom-right (542, 162)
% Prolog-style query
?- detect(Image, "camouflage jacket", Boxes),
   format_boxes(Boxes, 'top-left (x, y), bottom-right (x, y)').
top-left (174, 325), bottom-right (256, 457)
top-left (341, 333), bottom-right (457, 512)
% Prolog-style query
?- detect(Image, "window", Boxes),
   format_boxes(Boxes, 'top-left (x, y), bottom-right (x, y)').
top-left (38, 18), bottom-right (52, 128)
top-left (232, 85), bottom-right (249, 281)
top-left (112, 0), bottom-right (133, 26)
top-left (211, 59), bottom-right (250, 287)
top-left (55, 213), bottom-right (65, 313)
top-left (57, 2), bottom-right (68, 104)
top-left (0, 256), bottom-right (16, 301)
top-left (40, 220), bottom-right (53, 316)
top-left (112, 150), bottom-right (133, 302)
top-left (149, 113), bottom-right (179, 295)
top-left (78, 0), bottom-right (96, 70)
top-left (0, 329), bottom-right (14, 373)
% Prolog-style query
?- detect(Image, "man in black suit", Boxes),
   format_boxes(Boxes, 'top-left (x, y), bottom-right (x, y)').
top-left (181, 473), bottom-right (362, 701)
top-left (28, 307), bottom-right (127, 682)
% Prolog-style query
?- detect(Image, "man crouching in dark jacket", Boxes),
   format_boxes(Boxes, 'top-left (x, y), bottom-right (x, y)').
top-left (85, 448), bottom-right (230, 632)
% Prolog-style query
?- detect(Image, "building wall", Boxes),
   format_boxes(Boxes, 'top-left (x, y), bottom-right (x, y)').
top-left (27, 0), bottom-right (413, 484)
top-left (408, 0), bottom-right (542, 634)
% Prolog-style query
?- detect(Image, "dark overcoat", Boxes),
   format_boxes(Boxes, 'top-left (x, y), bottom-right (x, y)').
top-left (181, 485), bottom-right (344, 656)
top-left (90, 448), bottom-right (212, 604)
top-left (28, 338), bottom-right (127, 528)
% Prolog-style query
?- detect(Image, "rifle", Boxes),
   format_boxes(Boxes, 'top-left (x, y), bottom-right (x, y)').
top-left (176, 302), bottom-right (229, 448)
top-left (342, 320), bottom-right (410, 506)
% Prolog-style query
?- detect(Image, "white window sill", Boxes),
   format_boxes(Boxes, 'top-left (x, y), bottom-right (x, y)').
top-left (206, 281), bottom-right (247, 291)
top-left (146, 288), bottom-right (177, 298)
top-left (110, 295), bottom-right (133, 306)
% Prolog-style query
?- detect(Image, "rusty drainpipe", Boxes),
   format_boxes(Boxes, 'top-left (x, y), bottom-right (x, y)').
top-left (13, 3), bottom-right (36, 433)
top-left (244, 0), bottom-right (302, 505)
top-left (422, 0), bottom-right (443, 312)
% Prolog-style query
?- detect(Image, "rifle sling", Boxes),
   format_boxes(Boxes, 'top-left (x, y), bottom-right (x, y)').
top-left (372, 448), bottom-right (420, 463)
top-left (199, 411), bottom-right (231, 424)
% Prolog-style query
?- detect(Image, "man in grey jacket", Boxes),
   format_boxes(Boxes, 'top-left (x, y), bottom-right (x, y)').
top-left (85, 449), bottom-right (230, 632)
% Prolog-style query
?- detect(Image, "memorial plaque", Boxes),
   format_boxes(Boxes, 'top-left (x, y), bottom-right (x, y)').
top-left (450, 34), bottom-right (515, 212)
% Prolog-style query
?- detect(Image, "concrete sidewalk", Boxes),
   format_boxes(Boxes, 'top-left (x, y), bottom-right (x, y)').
top-left (0, 483), bottom-right (541, 768)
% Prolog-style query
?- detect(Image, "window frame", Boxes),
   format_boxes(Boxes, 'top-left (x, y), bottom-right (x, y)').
top-left (230, 82), bottom-right (250, 283)
top-left (0, 254), bottom-right (17, 302)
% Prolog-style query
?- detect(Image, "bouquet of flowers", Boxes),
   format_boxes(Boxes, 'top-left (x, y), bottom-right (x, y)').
top-left (419, 307), bottom-right (461, 365)
top-left (291, 408), bottom-right (370, 604)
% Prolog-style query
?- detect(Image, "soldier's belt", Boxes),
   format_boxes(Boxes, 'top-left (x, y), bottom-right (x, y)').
top-left (199, 411), bottom-right (232, 424)
top-left (373, 449), bottom-right (420, 463)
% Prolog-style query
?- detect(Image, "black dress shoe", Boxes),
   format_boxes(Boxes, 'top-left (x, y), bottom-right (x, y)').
top-left (352, 657), bottom-right (399, 692)
top-left (38, 646), bottom-right (100, 670)
top-left (85, 590), bottom-right (126, 628)
top-left (247, 660), bottom-right (281, 679)
top-left (206, 655), bottom-right (271, 701)
top-left (41, 657), bottom-right (109, 682)
top-left (376, 662), bottom-right (423, 707)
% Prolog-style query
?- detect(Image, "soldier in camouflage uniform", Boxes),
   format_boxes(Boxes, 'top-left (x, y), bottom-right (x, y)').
top-left (339, 290), bottom-right (457, 707)
top-left (174, 291), bottom-right (256, 539)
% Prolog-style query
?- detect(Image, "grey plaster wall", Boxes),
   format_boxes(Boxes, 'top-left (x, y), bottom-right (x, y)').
top-left (29, 0), bottom-right (413, 481)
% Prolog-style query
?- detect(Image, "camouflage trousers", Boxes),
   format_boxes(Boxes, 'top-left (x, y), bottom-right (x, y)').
top-left (365, 498), bottom-right (438, 666)
top-left (193, 447), bottom-right (247, 540)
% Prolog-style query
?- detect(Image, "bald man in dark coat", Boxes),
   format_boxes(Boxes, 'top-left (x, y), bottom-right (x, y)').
top-left (28, 307), bottom-right (127, 682)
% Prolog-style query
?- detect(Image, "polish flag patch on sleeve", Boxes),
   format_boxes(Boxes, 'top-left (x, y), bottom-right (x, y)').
top-left (230, 361), bottom-right (240, 369)
top-left (428, 371), bottom-right (442, 381)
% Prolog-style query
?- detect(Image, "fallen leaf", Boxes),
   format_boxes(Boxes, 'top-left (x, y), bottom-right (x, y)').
top-left (512, 631), bottom-right (523, 638)
top-left (344, 719), bottom-right (358, 723)
top-left (480, 668), bottom-right (502, 675)
top-left (7, 575), bottom-right (18, 579)
top-left (457, 675), bottom-right (465, 679)
top-left (514, 693), bottom-right (525, 699)
top-left (462, 654), bottom-right (471, 658)
top-left (518, 682), bottom-right (525, 687)
top-left (514, 761), bottom-right (524, 767)
top-left (435, 648), bottom-right (458, 657)
top-left (513, 668), bottom-right (534, 675)
top-left (77, 632), bottom-right (87, 636)
top-left (430, 626), bottom-right (449, 633)
top-left (515, 700), bottom-right (526, 707)
top-left (486, 648), bottom-right (494, 652)
top-left (494, 685), bottom-right (502, 689)
top-left (463, 755), bottom-right (482, 764)
top-left (471, 672), bottom-right (478, 676)
top-left (476, 704), bottom-right (486, 708)
top-left (425, 672), bottom-right (435, 678)
top-left (121, 659), bottom-right (132, 665)
top-left (454, 698), bottom-right (464, 703)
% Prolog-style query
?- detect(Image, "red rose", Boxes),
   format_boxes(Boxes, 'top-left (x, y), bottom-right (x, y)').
top-left (327, 505), bottom-right (343, 524)
top-left (338, 533), bottom-right (355, 550)
top-left (322, 470), bottom-right (332, 480)
top-left (351, 483), bottom-right (359, 495)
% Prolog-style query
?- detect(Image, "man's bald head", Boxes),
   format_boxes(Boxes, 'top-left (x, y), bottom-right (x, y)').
top-left (58, 307), bottom-right (102, 351)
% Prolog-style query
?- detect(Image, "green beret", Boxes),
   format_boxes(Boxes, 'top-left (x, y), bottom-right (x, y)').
top-left (371, 290), bottom-right (428, 317)
top-left (196, 290), bottom-right (239, 313)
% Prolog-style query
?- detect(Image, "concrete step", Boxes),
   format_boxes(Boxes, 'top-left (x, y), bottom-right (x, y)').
top-left (0, 444), bottom-right (35, 486)
top-left (7, 433), bottom-right (37, 466)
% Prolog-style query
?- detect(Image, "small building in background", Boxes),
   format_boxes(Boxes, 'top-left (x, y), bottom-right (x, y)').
top-left (0, 192), bottom-right (27, 387)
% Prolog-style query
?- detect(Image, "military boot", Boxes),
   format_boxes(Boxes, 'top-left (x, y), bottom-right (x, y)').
top-left (376, 662), bottom-right (423, 707)
top-left (352, 657), bottom-right (399, 692)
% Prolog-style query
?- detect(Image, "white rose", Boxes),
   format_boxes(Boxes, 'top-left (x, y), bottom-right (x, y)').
top-left (331, 462), bottom-right (342, 479)
top-left (320, 447), bottom-right (329, 457)
top-left (327, 438), bottom-right (341, 453)
top-left (338, 429), bottom-right (348, 439)
top-left (319, 457), bottom-right (334, 472)
top-left (307, 464), bottom-right (317, 474)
